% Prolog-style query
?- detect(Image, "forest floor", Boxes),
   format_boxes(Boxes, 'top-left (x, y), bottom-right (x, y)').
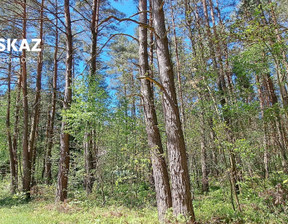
top-left (0, 176), bottom-right (288, 224)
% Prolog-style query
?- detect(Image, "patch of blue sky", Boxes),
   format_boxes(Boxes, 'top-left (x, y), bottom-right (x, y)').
top-left (103, 0), bottom-right (138, 108)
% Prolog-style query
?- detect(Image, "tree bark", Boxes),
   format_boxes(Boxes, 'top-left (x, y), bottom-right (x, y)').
top-left (90, 0), bottom-right (100, 78)
top-left (152, 0), bottom-right (195, 221)
top-left (170, 2), bottom-right (185, 129)
top-left (6, 51), bottom-right (18, 194)
top-left (83, 0), bottom-right (101, 194)
top-left (256, 75), bottom-right (269, 178)
top-left (21, 0), bottom-right (32, 200)
top-left (84, 130), bottom-right (94, 194)
top-left (266, 0), bottom-right (288, 108)
top-left (29, 0), bottom-right (45, 187)
top-left (56, 0), bottom-right (73, 202)
top-left (12, 61), bottom-right (21, 189)
top-left (199, 99), bottom-right (209, 193)
top-left (139, 0), bottom-right (172, 221)
top-left (45, 0), bottom-right (59, 185)
top-left (264, 73), bottom-right (288, 173)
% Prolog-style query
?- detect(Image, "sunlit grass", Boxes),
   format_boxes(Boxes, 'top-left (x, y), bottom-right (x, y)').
top-left (1, 176), bottom-right (288, 223)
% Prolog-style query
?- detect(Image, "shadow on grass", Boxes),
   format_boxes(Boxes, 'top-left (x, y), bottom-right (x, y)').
top-left (209, 185), bottom-right (221, 191)
top-left (0, 194), bottom-right (30, 208)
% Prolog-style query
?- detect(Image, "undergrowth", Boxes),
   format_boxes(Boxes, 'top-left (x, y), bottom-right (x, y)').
top-left (1, 174), bottom-right (288, 223)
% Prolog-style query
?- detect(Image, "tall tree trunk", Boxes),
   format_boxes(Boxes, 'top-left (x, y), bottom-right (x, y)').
top-left (45, 0), bottom-right (58, 185)
top-left (90, 0), bottom-right (99, 78)
top-left (215, 0), bottom-right (233, 92)
top-left (6, 51), bottom-right (18, 194)
top-left (209, 120), bottom-right (219, 176)
top-left (139, 0), bottom-right (172, 221)
top-left (21, 0), bottom-right (32, 200)
top-left (149, 0), bottom-right (154, 81)
top-left (152, 0), bottom-right (195, 221)
top-left (84, 130), bottom-right (94, 194)
top-left (29, 0), bottom-right (45, 187)
top-left (266, 0), bottom-right (288, 108)
top-left (264, 73), bottom-right (288, 173)
top-left (31, 128), bottom-right (38, 186)
top-left (83, 0), bottom-right (101, 194)
top-left (56, 0), bottom-right (73, 202)
top-left (200, 0), bottom-right (219, 83)
top-left (201, 0), bottom-right (240, 210)
top-left (170, 2), bottom-right (185, 129)
top-left (207, 0), bottom-right (226, 90)
top-left (199, 98), bottom-right (209, 193)
top-left (12, 61), bottom-right (21, 189)
top-left (256, 75), bottom-right (269, 178)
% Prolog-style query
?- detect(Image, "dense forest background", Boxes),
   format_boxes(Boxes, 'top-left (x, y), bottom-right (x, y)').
top-left (1, 0), bottom-right (288, 223)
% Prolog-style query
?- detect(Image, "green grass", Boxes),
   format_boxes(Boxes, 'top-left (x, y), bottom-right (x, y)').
top-left (0, 181), bottom-right (158, 224)
top-left (1, 177), bottom-right (288, 223)
top-left (0, 202), bottom-right (159, 224)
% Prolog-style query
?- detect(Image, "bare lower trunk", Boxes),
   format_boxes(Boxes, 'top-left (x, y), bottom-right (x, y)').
top-left (264, 73), bottom-right (288, 173)
top-left (200, 108), bottom-right (208, 193)
top-left (31, 130), bottom-right (38, 187)
top-left (209, 119), bottom-right (219, 176)
top-left (256, 75), bottom-right (269, 178)
top-left (84, 131), bottom-right (95, 194)
top-left (12, 65), bottom-right (21, 191)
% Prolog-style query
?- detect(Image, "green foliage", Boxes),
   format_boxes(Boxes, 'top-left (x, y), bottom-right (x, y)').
top-left (64, 74), bottom-right (109, 141)
top-left (234, 139), bottom-right (256, 159)
top-left (2, 173), bottom-right (288, 223)
top-left (0, 97), bottom-right (8, 167)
